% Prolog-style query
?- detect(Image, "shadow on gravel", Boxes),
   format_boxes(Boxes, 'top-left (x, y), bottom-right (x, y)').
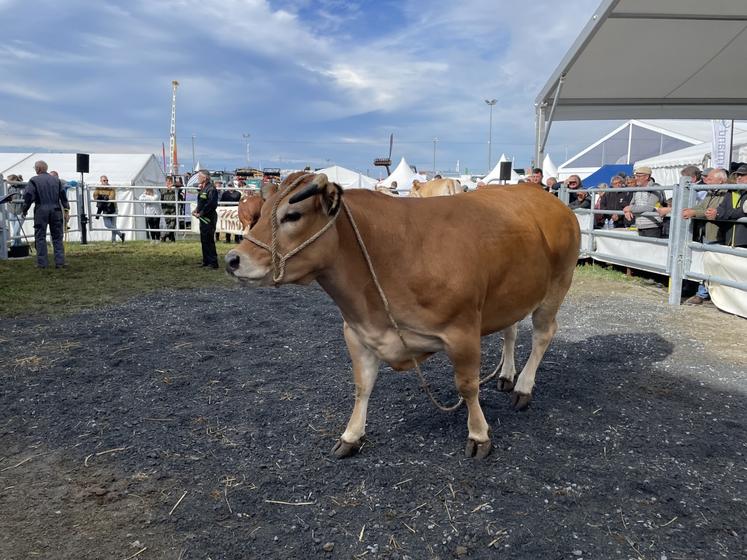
top-left (1, 287), bottom-right (745, 559)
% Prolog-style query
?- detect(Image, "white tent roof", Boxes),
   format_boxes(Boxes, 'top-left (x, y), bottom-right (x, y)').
top-left (482, 154), bottom-right (519, 183)
top-left (542, 154), bottom-right (558, 178)
top-left (0, 153), bottom-right (34, 175)
top-left (315, 165), bottom-right (377, 189)
top-left (0, 153), bottom-right (165, 185)
top-left (635, 130), bottom-right (747, 185)
top-left (537, 0), bottom-right (747, 122)
top-left (378, 157), bottom-right (426, 190)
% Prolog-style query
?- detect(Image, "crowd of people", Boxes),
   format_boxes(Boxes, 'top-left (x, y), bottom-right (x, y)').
top-left (7, 161), bottom-right (746, 302)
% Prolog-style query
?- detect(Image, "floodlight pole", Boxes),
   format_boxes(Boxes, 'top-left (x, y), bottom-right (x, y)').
top-left (485, 99), bottom-right (497, 172)
top-left (242, 133), bottom-right (251, 166)
top-left (432, 137), bottom-right (438, 176)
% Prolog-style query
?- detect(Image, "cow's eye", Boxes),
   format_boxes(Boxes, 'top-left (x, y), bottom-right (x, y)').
top-left (281, 211), bottom-right (302, 223)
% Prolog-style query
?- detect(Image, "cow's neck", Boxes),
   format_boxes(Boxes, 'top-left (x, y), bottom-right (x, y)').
top-left (315, 196), bottom-right (399, 331)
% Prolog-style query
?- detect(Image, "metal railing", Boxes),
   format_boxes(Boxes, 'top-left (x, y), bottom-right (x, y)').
top-left (560, 177), bottom-right (747, 305)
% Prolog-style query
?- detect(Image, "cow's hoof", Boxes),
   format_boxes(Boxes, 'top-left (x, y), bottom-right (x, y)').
top-left (331, 438), bottom-right (362, 459)
top-left (511, 391), bottom-right (532, 411)
top-left (497, 378), bottom-right (515, 392)
top-left (464, 437), bottom-right (492, 459)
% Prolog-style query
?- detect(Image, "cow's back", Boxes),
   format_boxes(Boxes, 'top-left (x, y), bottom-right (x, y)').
top-left (342, 187), bottom-right (579, 331)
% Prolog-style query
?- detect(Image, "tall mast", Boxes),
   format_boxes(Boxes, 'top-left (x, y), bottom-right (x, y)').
top-left (169, 80), bottom-right (179, 176)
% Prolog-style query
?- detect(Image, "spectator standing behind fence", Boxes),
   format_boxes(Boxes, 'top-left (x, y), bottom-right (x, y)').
top-left (714, 164), bottom-right (747, 248)
top-left (565, 175), bottom-right (583, 203)
top-left (21, 160), bottom-right (69, 269)
top-left (656, 166), bottom-right (704, 237)
top-left (139, 187), bottom-right (161, 244)
top-left (161, 176), bottom-right (177, 242)
top-left (623, 166), bottom-right (663, 238)
top-left (599, 174), bottom-right (633, 229)
top-left (93, 175), bottom-right (125, 243)
top-left (5, 174), bottom-right (26, 246)
top-left (569, 188), bottom-right (591, 210)
top-left (192, 170), bottom-right (219, 269)
top-left (680, 168), bottom-right (727, 305)
top-left (218, 181), bottom-right (242, 243)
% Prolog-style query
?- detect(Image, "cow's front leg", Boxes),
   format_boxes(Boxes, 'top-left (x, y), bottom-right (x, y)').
top-left (333, 322), bottom-right (381, 458)
top-left (447, 336), bottom-right (491, 459)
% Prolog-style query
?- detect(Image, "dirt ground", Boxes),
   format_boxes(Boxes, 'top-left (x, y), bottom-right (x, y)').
top-left (1, 274), bottom-right (745, 560)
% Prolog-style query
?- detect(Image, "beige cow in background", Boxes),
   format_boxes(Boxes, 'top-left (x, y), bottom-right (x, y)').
top-left (410, 178), bottom-right (461, 197)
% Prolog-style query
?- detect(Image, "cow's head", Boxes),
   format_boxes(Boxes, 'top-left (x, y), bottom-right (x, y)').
top-left (410, 180), bottom-right (424, 197)
top-left (225, 172), bottom-right (343, 286)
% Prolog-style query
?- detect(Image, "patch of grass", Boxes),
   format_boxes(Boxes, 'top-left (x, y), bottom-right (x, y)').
top-left (0, 241), bottom-right (236, 318)
top-left (573, 261), bottom-right (634, 282)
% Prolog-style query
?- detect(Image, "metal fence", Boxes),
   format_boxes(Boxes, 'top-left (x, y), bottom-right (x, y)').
top-left (560, 177), bottom-right (747, 306)
top-left (3, 174), bottom-right (746, 309)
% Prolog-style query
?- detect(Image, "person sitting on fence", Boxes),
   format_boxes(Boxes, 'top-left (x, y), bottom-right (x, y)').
top-left (623, 166), bottom-right (664, 238)
top-left (713, 164), bottom-right (747, 248)
top-left (93, 175), bottom-right (125, 243)
top-left (161, 176), bottom-right (177, 242)
top-left (139, 187), bottom-right (161, 243)
top-left (680, 167), bottom-right (728, 304)
top-left (217, 180), bottom-right (243, 243)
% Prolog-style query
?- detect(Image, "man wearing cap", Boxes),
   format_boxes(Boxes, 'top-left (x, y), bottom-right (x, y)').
top-left (713, 164), bottom-right (747, 248)
top-left (680, 168), bottom-right (728, 304)
top-left (623, 166), bottom-right (664, 237)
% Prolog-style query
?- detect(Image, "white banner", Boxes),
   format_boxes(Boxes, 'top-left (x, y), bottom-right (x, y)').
top-left (711, 120), bottom-right (733, 170)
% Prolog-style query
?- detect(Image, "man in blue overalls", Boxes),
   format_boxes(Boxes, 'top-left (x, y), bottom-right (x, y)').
top-left (22, 160), bottom-right (70, 269)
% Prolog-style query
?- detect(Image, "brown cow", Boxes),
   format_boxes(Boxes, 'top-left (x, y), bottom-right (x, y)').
top-left (226, 172), bottom-right (580, 459)
top-left (410, 178), bottom-right (461, 197)
top-left (237, 181), bottom-right (279, 231)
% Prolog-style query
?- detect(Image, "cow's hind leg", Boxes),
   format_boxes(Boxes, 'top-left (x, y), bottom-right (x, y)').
top-left (511, 303), bottom-right (559, 411)
top-left (333, 322), bottom-right (381, 458)
top-left (447, 336), bottom-right (491, 459)
top-left (492, 323), bottom-right (518, 392)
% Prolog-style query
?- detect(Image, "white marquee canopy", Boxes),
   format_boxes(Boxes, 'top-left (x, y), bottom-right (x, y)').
top-left (535, 0), bottom-right (747, 161)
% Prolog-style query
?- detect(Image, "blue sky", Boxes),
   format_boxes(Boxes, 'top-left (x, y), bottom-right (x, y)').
top-left (0, 0), bottom-right (608, 177)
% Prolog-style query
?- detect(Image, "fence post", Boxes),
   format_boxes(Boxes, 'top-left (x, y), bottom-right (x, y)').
top-left (667, 175), bottom-right (691, 305)
top-left (0, 174), bottom-right (7, 260)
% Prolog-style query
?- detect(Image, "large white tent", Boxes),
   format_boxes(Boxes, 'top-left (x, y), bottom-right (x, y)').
top-left (1, 153), bottom-right (165, 185)
top-left (2, 153), bottom-right (166, 243)
top-left (482, 154), bottom-right (519, 184)
top-left (378, 157), bottom-right (425, 192)
top-left (635, 130), bottom-right (747, 186)
top-left (534, 0), bottom-right (747, 166)
top-left (315, 165), bottom-right (377, 189)
top-left (542, 154), bottom-right (558, 179)
top-left (555, 120), bottom-right (728, 180)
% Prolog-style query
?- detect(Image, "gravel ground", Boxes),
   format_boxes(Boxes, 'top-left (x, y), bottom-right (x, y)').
top-left (1, 275), bottom-right (745, 560)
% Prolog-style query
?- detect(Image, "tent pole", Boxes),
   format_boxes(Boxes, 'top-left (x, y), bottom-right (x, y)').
top-left (538, 74), bottom-right (565, 166)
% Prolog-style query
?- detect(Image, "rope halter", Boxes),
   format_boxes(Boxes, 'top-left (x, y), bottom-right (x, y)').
top-left (244, 172), bottom-right (341, 284)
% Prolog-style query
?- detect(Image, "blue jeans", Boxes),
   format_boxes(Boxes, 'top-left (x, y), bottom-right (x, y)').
top-left (697, 240), bottom-right (718, 299)
top-left (103, 216), bottom-right (122, 241)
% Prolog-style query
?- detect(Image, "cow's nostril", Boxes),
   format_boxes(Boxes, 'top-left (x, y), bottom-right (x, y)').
top-left (226, 253), bottom-right (241, 271)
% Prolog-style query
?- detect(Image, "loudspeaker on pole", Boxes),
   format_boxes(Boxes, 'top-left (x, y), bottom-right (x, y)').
top-left (76, 153), bottom-right (90, 174)
top-left (499, 161), bottom-right (512, 181)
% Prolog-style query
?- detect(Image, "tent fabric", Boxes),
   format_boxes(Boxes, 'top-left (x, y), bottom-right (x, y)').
top-left (536, 0), bottom-right (747, 122)
top-left (542, 154), bottom-right (558, 179)
top-left (3, 153), bottom-right (166, 243)
top-left (315, 165), bottom-right (377, 189)
top-left (378, 157), bottom-right (426, 191)
top-left (635, 131), bottom-right (747, 185)
top-left (578, 164), bottom-right (633, 188)
top-left (1, 153), bottom-right (165, 186)
top-left (0, 153), bottom-right (34, 175)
